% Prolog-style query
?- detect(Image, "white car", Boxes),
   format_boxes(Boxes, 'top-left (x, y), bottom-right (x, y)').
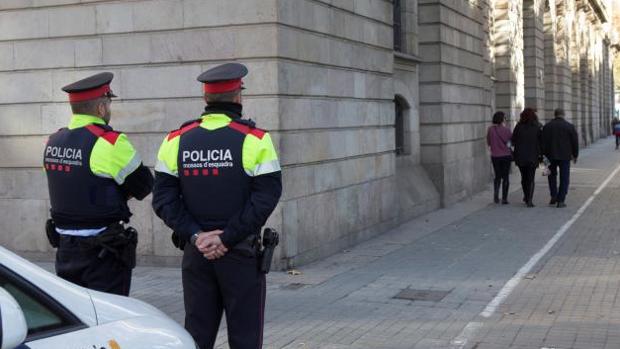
top-left (0, 246), bottom-right (196, 349)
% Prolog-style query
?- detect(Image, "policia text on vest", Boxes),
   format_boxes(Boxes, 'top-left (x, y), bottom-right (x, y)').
top-left (152, 63), bottom-right (282, 349)
top-left (43, 73), bottom-right (154, 297)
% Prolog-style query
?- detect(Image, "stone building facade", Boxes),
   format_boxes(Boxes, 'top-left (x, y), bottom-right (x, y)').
top-left (0, 0), bottom-right (615, 267)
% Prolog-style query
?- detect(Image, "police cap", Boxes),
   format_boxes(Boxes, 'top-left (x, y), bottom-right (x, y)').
top-left (197, 63), bottom-right (248, 94)
top-left (62, 72), bottom-right (117, 103)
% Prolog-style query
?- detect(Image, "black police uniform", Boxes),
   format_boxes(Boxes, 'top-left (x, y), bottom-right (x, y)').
top-left (152, 63), bottom-right (282, 349)
top-left (45, 72), bottom-right (153, 296)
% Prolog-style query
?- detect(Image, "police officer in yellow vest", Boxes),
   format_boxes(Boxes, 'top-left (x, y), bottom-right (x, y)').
top-left (152, 63), bottom-right (282, 349)
top-left (44, 72), bottom-right (153, 296)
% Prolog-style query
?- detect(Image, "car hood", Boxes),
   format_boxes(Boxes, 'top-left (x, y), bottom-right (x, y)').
top-left (87, 290), bottom-right (196, 348)
top-left (88, 289), bottom-right (170, 325)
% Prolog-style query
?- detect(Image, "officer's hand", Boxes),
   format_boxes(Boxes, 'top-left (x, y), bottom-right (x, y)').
top-left (196, 230), bottom-right (228, 259)
top-left (202, 236), bottom-right (228, 260)
top-left (195, 230), bottom-right (223, 250)
top-left (204, 246), bottom-right (227, 260)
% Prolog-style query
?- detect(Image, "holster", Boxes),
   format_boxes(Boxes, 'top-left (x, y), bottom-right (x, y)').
top-left (233, 234), bottom-right (260, 258)
top-left (171, 231), bottom-right (186, 251)
top-left (86, 223), bottom-right (138, 269)
top-left (45, 219), bottom-right (60, 248)
top-left (259, 228), bottom-right (279, 274)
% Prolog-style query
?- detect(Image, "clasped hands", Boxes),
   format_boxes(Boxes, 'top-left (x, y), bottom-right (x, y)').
top-left (195, 230), bottom-right (228, 260)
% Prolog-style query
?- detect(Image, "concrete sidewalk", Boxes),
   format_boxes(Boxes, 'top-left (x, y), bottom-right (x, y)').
top-left (38, 137), bottom-right (620, 349)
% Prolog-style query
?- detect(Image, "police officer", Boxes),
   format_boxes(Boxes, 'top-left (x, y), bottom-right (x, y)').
top-left (152, 63), bottom-right (282, 349)
top-left (44, 72), bottom-right (153, 296)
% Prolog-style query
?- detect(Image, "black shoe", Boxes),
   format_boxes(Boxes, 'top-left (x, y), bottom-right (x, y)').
top-left (556, 202), bottom-right (566, 208)
top-left (501, 199), bottom-right (509, 205)
top-left (494, 197), bottom-right (500, 204)
top-left (549, 198), bottom-right (557, 206)
top-left (526, 202), bottom-right (535, 208)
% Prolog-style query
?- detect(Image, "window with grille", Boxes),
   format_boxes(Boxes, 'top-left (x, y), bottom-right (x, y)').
top-left (395, 97), bottom-right (405, 155)
top-left (393, 0), bottom-right (403, 52)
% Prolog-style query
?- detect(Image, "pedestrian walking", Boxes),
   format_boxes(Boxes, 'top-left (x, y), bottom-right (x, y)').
top-left (512, 108), bottom-right (542, 207)
top-left (43, 72), bottom-right (154, 296)
top-left (152, 63), bottom-right (282, 349)
top-left (487, 111), bottom-right (513, 204)
top-left (542, 108), bottom-right (579, 208)
top-left (612, 117), bottom-right (620, 149)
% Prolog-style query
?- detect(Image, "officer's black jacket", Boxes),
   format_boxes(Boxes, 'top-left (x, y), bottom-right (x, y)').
top-left (152, 103), bottom-right (282, 247)
top-left (123, 165), bottom-right (154, 200)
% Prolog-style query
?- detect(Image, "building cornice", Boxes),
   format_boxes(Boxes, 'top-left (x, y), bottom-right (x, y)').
top-left (394, 51), bottom-right (423, 64)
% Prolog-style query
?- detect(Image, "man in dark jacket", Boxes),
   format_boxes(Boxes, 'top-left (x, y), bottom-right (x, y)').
top-left (612, 117), bottom-right (620, 149)
top-left (542, 108), bottom-right (579, 208)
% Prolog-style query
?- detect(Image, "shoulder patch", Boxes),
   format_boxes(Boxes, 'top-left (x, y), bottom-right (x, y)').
top-left (85, 124), bottom-right (121, 145)
top-left (228, 121), bottom-right (266, 139)
top-left (167, 121), bottom-right (201, 140)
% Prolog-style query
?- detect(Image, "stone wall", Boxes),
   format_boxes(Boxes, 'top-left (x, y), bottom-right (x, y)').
top-left (0, 0), bottom-right (282, 265)
top-left (274, 0), bottom-right (404, 266)
top-left (0, 0), bottom-right (615, 267)
top-left (394, 0), bottom-right (442, 225)
top-left (419, 0), bottom-right (495, 205)
top-left (0, 0), bottom-right (436, 268)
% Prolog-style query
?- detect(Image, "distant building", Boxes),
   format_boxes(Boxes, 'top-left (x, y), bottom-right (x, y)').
top-left (0, 0), bottom-right (615, 267)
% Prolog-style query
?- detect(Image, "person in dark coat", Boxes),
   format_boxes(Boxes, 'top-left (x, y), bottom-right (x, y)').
top-left (542, 108), bottom-right (579, 208)
top-left (612, 117), bottom-right (620, 149)
top-left (486, 111), bottom-right (513, 204)
top-left (512, 108), bottom-right (542, 207)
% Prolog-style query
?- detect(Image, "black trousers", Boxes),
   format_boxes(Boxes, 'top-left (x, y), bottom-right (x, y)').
top-left (518, 165), bottom-right (537, 203)
top-left (183, 244), bottom-right (265, 349)
top-left (548, 159), bottom-right (571, 203)
top-left (491, 156), bottom-right (511, 200)
top-left (55, 235), bottom-right (132, 296)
